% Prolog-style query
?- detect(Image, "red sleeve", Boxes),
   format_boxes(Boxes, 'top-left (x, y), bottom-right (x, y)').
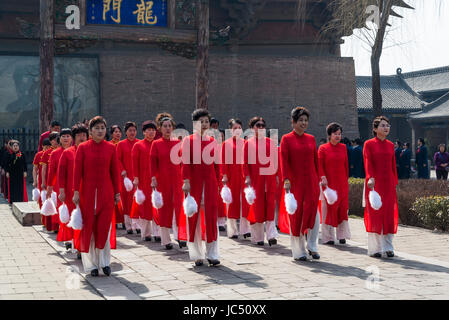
top-left (242, 140), bottom-right (249, 178)
top-left (313, 138), bottom-right (319, 179)
top-left (33, 152), bottom-right (41, 166)
top-left (110, 146), bottom-right (120, 195)
top-left (73, 145), bottom-right (84, 192)
top-left (58, 151), bottom-right (67, 190)
top-left (318, 144), bottom-right (326, 178)
top-left (280, 136), bottom-right (290, 182)
top-left (38, 134), bottom-right (44, 152)
top-left (131, 143), bottom-right (140, 181)
top-left (392, 144), bottom-right (398, 185)
top-left (47, 152), bottom-right (58, 187)
top-left (363, 141), bottom-right (374, 180)
top-left (150, 142), bottom-right (158, 179)
top-left (116, 142), bottom-right (125, 173)
top-left (181, 136), bottom-right (191, 181)
top-left (344, 145), bottom-right (349, 179)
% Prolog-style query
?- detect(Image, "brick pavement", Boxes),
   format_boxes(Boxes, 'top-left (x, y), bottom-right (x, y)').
top-left (1, 197), bottom-right (449, 300)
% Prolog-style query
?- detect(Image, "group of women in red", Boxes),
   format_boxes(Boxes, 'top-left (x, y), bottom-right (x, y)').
top-left (27, 106), bottom-right (398, 276)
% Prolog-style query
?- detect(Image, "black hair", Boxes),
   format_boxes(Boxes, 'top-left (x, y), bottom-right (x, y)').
top-left (89, 116), bottom-right (107, 130)
top-left (124, 121), bottom-right (137, 132)
top-left (396, 140), bottom-right (402, 147)
top-left (175, 123), bottom-right (186, 130)
top-left (142, 120), bottom-right (157, 131)
top-left (354, 138), bottom-right (362, 145)
top-left (291, 106), bottom-right (310, 122)
top-left (60, 128), bottom-right (72, 137)
top-left (50, 120), bottom-right (61, 128)
top-left (228, 118), bottom-right (243, 129)
top-left (48, 132), bottom-right (59, 142)
top-left (71, 123), bottom-right (88, 139)
top-left (438, 144), bottom-right (446, 151)
top-left (326, 122), bottom-right (343, 137)
top-left (404, 142), bottom-right (410, 148)
top-left (192, 108), bottom-right (211, 122)
top-left (42, 138), bottom-right (51, 147)
top-left (418, 138), bottom-right (425, 145)
top-left (110, 125), bottom-right (122, 136)
top-left (248, 116), bottom-right (266, 128)
top-left (372, 116), bottom-right (390, 137)
top-left (210, 118), bottom-right (219, 125)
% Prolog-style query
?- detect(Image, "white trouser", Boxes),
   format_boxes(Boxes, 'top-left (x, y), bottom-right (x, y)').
top-left (160, 227), bottom-right (172, 246)
top-left (186, 206), bottom-right (220, 261)
top-left (172, 214), bottom-right (179, 241)
top-left (227, 218), bottom-right (239, 238)
top-left (367, 231), bottom-right (394, 256)
top-left (250, 220), bottom-right (278, 243)
top-left (320, 201), bottom-right (351, 243)
top-left (218, 217), bottom-right (226, 227)
top-left (240, 217), bottom-right (251, 236)
top-left (82, 225), bottom-right (111, 273)
top-left (137, 219), bottom-right (152, 239)
top-left (290, 209), bottom-right (320, 259)
top-left (124, 215), bottom-right (139, 231)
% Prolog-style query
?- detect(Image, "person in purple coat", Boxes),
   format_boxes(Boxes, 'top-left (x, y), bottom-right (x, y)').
top-left (434, 144), bottom-right (449, 180)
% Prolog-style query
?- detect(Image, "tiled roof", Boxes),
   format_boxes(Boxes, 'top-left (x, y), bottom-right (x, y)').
top-left (356, 75), bottom-right (423, 113)
top-left (399, 66), bottom-right (449, 94)
top-left (409, 91), bottom-right (449, 120)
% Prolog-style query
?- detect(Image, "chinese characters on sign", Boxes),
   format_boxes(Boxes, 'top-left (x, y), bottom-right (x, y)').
top-left (87, 0), bottom-right (167, 27)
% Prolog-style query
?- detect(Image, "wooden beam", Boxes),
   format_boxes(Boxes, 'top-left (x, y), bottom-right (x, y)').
top-left (195, 0), bottom-right (209, 110)
top-left (54, 24), bottom-right (196, 43)
top-left (39, 0), bottom-right (54, 134)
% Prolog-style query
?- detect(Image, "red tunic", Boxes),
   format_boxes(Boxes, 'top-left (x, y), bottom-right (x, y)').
top-left (221, 137), bottom-right (249, 220)
top-left (318, 142), bottom-right (349, 227)
top-left (109, 141), bottom-right (124, 224)
top-left (73, 140), bottom-right (120, 253)
top-left (56, 146), bottom-right (77, 243)
top-left (279, 131), bottom-right (320, 236)
top-left (48, 147), bottom-right (65, 238)
top-left (181, 134), bottom-right (220, 243)
top-left (150, 137), bottom-right (186, 238)
top-left (242, 136), bottom-right (278, 224)
top-left (130, 139), bottom-right (156, 221)
top-left (33, 151), bottom-right (44, 208)
top-left (363, 137), bottom-right (399, 235)
top-left (41, 147), bottom-right (59, 231)
top-left (116, 138), bottom-right (139, 216)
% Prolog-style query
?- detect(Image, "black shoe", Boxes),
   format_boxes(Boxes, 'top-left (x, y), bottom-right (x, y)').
top-left (219, 226), bottom-right (226, 232)
top-left (194, 260), bottom-right (203, 266)
top-left (65, 242), bottom-right (72, 250)
top-left (257, 241), bottom-right (264, 246)
top-left (102, 266), bottom-right (111, 276)
top-left (325, 241), bottom-right (335, 245)
top-left (144, 236), bottom-right (152, 241)
top-left (231, 235), bottom-right (238, 239)
top-left (90, 269), bottom-right (99, 277)
top-left (136, 229), bottom-right (141, 234)
top-left (127, 230), bottom-right (133, 234)
top-left (53, 230), bottom-right (59, 234)
top-left (308, 250), bottom-right (320, 260)
top-left (165, 244), bottom-right (173, 250)
top-left (371, 252), bottom-right (382, 258)
top-left (177, 240), bottom-right (187, 248)
top-left (77, 252), bottom-right (81, 260)
top-left (243, 233), bottom-right (251, 239)
top-left (386, 251), bottom-right (394, 258)
top-left (339, 239), bottom-right (346, 244)
top-left (295, 256), bottom-right (307, 261)
top-left (268, 238), bottom-right (277, 246)
top-left (154, 236), bottom-right (161, 243)
top-left (276, 225), bottom-right (280, 232)
top-left (207, 259), bottom-right (221, 266)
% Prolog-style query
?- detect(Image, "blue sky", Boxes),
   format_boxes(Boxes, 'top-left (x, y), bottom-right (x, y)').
top-left (341, 0), bottom-right (449, 76)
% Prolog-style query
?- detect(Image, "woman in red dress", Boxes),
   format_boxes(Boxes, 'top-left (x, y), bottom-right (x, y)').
top-left (363, 116), bottom-right (398, 258)
top-left (221, 119), bottom-right (250, 239)
top-left (58, 124), bottom-right (88, 258)
top-left (109, 125), bottom-right (122, 146)
top-left (116, 122), bottom-right (140, 234)
top-left (33, 139), bottom-right (51, 209)
top-left (130, 120), bottom-right (160, 242)
top-left (41, 132), bottom-right (60, 232)
top-left (279, 107), bottom-right (321, 261)
top-left (151, 116), bottom-right (186, 249)
top-left (73, 116), bottom-right (121, 276)
top-left (318, 122), bottom-right (351, 245)
top-left (109, 125), bottom-right (125, 228)
top-left (181, 109), bottom-right (221, 266)
top-left (243, 117), bottom-right (279, 246)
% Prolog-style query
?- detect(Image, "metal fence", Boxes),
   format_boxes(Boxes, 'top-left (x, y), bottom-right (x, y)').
top-left (0, 128), bottom-right (40, 166)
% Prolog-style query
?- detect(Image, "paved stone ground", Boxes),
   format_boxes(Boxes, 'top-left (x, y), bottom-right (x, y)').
top-left (1, 196), bottom-right (449, 300)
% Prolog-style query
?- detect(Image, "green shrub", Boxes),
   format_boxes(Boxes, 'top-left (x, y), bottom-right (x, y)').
top-left (411, 196), bottom-right (449, 231)
top-left (348, 178), bottom-right (364, 218)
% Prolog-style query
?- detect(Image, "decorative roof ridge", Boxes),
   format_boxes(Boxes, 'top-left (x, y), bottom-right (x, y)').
top-left (397, 65), bottom-right (449, 78)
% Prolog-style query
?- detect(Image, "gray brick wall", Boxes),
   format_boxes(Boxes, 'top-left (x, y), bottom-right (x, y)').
top-left (100, 48), bottom-right (359, 141)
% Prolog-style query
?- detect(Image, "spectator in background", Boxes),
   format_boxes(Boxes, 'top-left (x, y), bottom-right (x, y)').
top-left (416, 138), bottom-right (429, 179)
top-left (434, 144), bottom-right (449, 180)
top-left (38, 120), bottom-right (61, 152)
top-left (342, 137), bottom-right (352, 175)
top-left (394, 140), bottom-right (402, 178)
top-left (319, 138), bottom-right (327, 147)
top-left (210, 118), bottom-right (219, 130)
top-left (350, 138), bottom-right (364, 178)
top-left (399, 142), bottom-right (411, 179)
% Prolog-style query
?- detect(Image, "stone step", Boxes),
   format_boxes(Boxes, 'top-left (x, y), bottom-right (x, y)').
top-left (12, 201), bottom-right (42, 226)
